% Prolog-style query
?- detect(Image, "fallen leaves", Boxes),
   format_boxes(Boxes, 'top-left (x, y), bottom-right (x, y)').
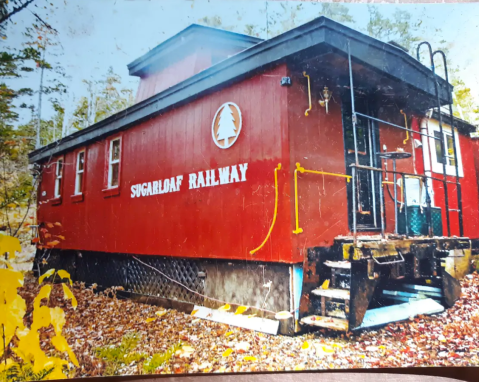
top-left (14, 272), bottom-right (479, 377)
top-left (218, 304), bottom-right (230, 312)
top-left (235, 306), bottom-right (249, 315)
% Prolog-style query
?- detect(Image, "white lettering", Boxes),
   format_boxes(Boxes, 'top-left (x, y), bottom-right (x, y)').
top-left (197, 171), bottom-right (206, 188)
top-left (239, 163), bottom-right (248, 182)
top-left (163, 179), bottom-right (170, 193)
top-left (230, 165), bottom-right (240, 183)
top-left (176, 175), bottom-right (183, 191)
top-left (131, 163), bottom-right (248, 198)
top-left (205, 170), bottom-right (212, 187)
top-left (189, 173), bottom-right (197, 189)
top-left (169, 177), bottom-right (177, 192)
top-left (210, 169), bottom-right (219, 186)
top-left (219, 167), bottom-right (230, 184)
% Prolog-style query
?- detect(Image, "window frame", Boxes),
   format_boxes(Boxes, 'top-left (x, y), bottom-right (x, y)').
top-left (54, 158), bottom-right (64, 199)
top-left (75, 150), bottom-right (85, 195)
top-left (428, 119), bottom-right (464, 177)
top-left (108, 137), bottom-right (121, 188)
top-left (103, 135), bottom-right (122, 197)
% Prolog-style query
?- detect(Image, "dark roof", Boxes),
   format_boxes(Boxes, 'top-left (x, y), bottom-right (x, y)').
top-left (29, 16), bottom-right (454, 163)
top-left (127, 24), bottom-right (263, 77)
top-left (432, 110), bottom-right (477, 135)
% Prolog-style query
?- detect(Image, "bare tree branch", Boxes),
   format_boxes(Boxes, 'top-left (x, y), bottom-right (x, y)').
top-left (30, 10), bottom-right (58, 33)
top-left (0, 0), bottom-right (36, 25)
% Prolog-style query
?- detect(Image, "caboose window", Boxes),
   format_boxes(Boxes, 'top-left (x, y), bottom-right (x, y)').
top-left (54, 159), bottom-right (63, 198)
top-left (428, 119), bottom-right (464, 177)
top-left (75, 151), bottom-right (85, 194)
top-left (108, 138), bottom-right (121, 187)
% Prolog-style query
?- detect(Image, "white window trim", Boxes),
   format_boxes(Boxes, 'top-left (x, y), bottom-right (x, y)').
top-left (54, 159), bottom-right (63, 198)
top-left (75, 151), bottom-right (85, 195)
top-left (108, 138), bottom-right (121, 188)
top-left (427, 119), bottom-right (464, 178)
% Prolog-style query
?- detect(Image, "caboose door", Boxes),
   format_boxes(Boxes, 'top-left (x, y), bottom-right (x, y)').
top-left (341, 95), bottom-right (381, 231)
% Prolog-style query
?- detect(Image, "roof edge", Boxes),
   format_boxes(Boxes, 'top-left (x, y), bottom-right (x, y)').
top-left (127, 24), bottom-right (263, 77)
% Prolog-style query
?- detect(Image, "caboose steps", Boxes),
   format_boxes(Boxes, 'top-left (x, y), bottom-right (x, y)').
top-left (311, 288), bottom-right (350, 300)
top-left (300, 316), bottom-right (349, 331)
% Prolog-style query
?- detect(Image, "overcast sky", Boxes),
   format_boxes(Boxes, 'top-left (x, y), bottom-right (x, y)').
top-left (4, 0), bottom-right (479, 126)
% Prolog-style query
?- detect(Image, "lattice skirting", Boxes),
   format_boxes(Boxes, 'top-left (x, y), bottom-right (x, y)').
top-left (34, 250), bottom-right (294, 322)
top-left (34, 250), bottom-right (205, 305)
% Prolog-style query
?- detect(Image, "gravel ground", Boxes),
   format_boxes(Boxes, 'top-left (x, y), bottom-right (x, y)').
top-left (17, 272), bottom-right (479, 377)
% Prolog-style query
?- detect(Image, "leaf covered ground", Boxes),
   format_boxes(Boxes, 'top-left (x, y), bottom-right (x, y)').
top-left (17, 272), bottom-right (479, 377)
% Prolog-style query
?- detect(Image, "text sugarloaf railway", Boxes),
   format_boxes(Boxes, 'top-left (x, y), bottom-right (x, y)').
top-left (130, 163), bottom-right (249, 198)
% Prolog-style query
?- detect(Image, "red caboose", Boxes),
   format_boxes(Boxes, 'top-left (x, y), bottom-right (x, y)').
top-left (30, 18), bottom-right (479, 334)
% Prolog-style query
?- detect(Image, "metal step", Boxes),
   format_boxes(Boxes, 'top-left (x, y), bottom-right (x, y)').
top-left (301, 315), bottom-right (349, 331)
top-left (354, 298), bottom-right (444, 330)
top-left (324, 260), bottom-right (351, 269)
top-left (311, 288), bottom-right (350, 300)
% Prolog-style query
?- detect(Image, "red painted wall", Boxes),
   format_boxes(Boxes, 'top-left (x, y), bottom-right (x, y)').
top-left (37, 64), bottom-right (479, 266)
top-left (287, 73), bottom-right (350, 250)
top-left (136, 47), bottom-right (244, 103)
top-left (38, 65), bottom-right (297, 263)
top-left (432, 132), bottom-right (479, 238)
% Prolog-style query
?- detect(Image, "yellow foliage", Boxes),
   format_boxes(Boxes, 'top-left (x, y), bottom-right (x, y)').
top-left (222, 348), bottom-right (233, 357)
top-left (145, 317), bottom-right (156, 323)
top-left (62, 283), bottom-right (78, 309)
top-left (39, 268), bottom-right (56, 284)
top-left (243, 356), bottom-right (258, 361)
top-left (225, 331), bottom-right (233, 337)
top-left (57, 270), bottom-right (73, 285)
top-left (0, 234), bottom-right (22, 259)
top-left (301, 341), bottom-right (310, 350)
top-left (1, 265), bottom-right (79, 380)
top-left (218, 304), bottom-right (231, 312)
top-left (234, 306), bottom-right (249, 315)
top-left (321, 279), bottom-right (330, 290)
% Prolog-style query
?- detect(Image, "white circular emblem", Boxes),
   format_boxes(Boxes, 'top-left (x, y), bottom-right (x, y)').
top-left (211, 102), bottom-right (242, 149)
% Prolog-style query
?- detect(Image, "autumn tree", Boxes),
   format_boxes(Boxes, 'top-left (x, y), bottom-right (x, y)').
top-left (69, 67), bottom-right (134, 133)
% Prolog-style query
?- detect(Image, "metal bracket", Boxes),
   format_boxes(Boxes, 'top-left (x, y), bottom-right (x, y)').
top-left (281, 77), bottom-right (292, 86)
top-left (372, 250), bottom-right (405, 265)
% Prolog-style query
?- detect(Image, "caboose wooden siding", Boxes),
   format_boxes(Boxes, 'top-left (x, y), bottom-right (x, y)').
top-left (31, 17), bottom-right (476, 266)
top-left (37, 64), bottom-right (299, 263)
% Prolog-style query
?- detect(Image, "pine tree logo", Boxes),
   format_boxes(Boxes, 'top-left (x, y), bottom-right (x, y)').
top-left (212, 102), bottom-right (242, 149)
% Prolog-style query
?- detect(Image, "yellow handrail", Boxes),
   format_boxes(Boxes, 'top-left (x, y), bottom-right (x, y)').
top-left (296, 162), bottom-right (352, 182)
top-left (401, 109), bottom-right (409, 145)
top-left (303, 72), bottom-right (311, 116)
top-left (293, 166), bottom-right (303, 234)
top-left (250, 164), bottom-right (282, 255)
top-left (292, 162), bottom-right (351, 235)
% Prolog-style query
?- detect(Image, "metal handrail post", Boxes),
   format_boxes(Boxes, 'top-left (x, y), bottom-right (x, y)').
top-left (393, 159), bottom-right (398, 234)
top-left (402, 174), bottom-right (409, 237)
top-left (378, 166), bottom-right (386, 238)
top-left (417, 41), bottom-right (451, 237)
top-left (433, 50), bottom-right (464, 237)
top-left (347, 40), bottom-right (359, 167)
top-left (352, 165), bottom-right (357, 244)
top-left (423, 175), bottom-right (433, 237)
